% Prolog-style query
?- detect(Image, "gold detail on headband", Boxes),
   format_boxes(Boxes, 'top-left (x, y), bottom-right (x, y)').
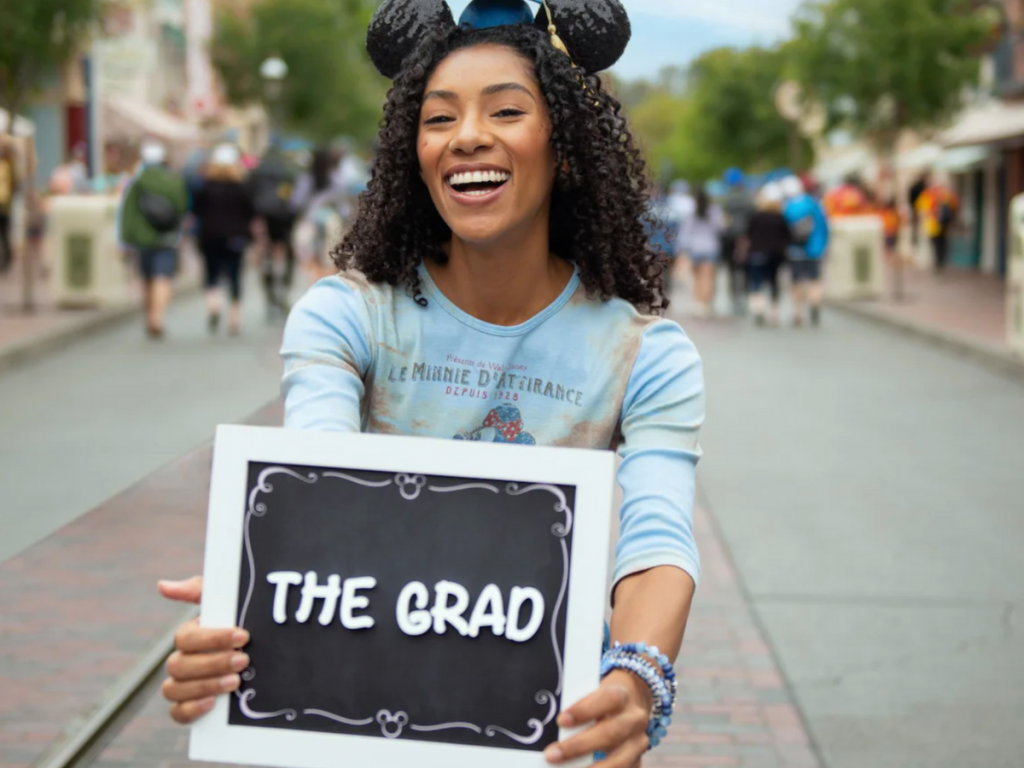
top-left (541, 0), bottom-right (571, 58)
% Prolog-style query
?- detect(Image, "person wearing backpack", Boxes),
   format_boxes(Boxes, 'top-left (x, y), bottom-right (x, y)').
top-left (915, 174), bottom-right (959, 274)
top-left (781, 175), bottom-right (829, 327)
top-left (247, 146), bottom-right (297, 316)
top-left (118, 140), bottom-right (189, 339)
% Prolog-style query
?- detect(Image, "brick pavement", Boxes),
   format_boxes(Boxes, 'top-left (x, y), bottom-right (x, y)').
top-left (0, 403), bottom-right (282, 768)
top-left (85, 504), bottom-right (819, 768)
top-left (849, 265), bottom-right (1009, 350)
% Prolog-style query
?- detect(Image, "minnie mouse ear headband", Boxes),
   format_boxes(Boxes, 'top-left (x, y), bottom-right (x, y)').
top-left (366, 0), bottom-right (631, 79)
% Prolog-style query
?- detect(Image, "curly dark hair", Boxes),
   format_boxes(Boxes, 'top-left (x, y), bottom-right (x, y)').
top-left (333, 23), bottom-right (667, 314)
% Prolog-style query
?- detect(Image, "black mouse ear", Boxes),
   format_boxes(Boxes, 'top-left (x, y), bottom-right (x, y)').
top-left (366, 0), bottom-right (456, 79)
top-left (534, 0), bottom-right (631, 74)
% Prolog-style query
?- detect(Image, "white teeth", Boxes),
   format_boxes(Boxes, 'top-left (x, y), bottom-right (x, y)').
top-left (446, 170), bottom-right (511, 186)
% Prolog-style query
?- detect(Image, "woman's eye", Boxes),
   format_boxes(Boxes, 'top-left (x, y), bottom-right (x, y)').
top-left (424, 115), bottom-right (455, 125)
top-left (494, 108), bottom-right (526, 118)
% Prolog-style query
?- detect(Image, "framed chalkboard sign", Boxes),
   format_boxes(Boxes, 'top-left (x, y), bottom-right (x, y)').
top-left (191, 425), bottom-right (615, 768)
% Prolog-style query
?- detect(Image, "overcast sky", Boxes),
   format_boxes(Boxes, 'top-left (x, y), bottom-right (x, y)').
top-left (445, 0), bottom-right (804, 80)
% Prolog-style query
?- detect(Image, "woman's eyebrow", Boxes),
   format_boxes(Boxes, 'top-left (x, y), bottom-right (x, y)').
top-left (423, 89), bottom-right (458, 103)
top-left (482, 82), bottom-right (536, 101)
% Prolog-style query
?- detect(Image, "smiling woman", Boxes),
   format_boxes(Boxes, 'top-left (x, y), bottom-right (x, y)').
top-left (158, 3), bottom-right (706, 768)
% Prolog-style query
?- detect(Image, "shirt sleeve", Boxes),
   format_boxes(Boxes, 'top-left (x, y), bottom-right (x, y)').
top-left (615, 320), bottom-right (705, 588)
top-left (280, 276), bottom-right (375, 433)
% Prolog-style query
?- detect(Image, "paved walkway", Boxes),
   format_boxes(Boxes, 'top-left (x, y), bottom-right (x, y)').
top-left (830, 265), bottom-right (1020, 371)
top-left (0, 246), bottom-right (201, 370)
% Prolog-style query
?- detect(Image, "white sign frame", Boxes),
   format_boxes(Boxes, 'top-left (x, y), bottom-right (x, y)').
top-left (191, 425), bottom-right (615, 768)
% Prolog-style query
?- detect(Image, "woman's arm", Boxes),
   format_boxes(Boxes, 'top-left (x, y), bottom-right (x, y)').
top-left (546, 321), bottom-right (704, 768)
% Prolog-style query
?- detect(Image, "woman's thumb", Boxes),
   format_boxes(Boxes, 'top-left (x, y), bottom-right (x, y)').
top-left (158, 575), bottom-right (203, 604)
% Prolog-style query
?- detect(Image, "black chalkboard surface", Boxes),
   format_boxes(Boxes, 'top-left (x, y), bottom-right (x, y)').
top-left (229, 461), bottom-right (577, 752)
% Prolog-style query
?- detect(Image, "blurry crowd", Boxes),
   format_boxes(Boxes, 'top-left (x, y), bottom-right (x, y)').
top-left (650, 167), bottom-right (960, 327)
top-left (117, 137), bottom-right (367, 338)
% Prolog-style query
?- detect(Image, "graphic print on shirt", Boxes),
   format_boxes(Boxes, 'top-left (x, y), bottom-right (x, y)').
top-left (454, 404), bottom-right (537, 445)
top-left (385, 354), bottom-right (586, 408)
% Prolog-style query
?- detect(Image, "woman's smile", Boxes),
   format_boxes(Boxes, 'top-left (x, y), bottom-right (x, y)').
top-left (444, 163), bottom-right (512, 205)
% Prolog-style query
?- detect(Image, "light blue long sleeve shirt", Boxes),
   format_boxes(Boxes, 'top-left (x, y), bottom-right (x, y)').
top-left (281, 265), bottom-right (705, 588)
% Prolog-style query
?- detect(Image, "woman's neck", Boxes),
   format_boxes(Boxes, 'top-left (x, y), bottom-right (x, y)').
top-left (425, 224), bottom-right (574, 327)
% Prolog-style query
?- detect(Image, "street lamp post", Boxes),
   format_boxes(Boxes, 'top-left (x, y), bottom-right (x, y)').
top-left (260, 56), bottom-right (288, 148)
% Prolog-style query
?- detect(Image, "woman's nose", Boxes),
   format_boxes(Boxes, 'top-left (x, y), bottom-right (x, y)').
top-left (448, 112), bottom-right (494, 155)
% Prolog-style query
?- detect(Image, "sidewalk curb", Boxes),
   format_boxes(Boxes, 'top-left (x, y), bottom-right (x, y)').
top-left (0, 282), bottom-right (201, 375)
top-left (827, 298), bottom-right (1024, 383)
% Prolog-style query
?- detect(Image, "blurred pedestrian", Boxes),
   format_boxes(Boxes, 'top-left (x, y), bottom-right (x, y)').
top-left (908, 171), bottom-right (929, 247)
top-left (720, 168), bottom-right (754, 315)
top-left (743, 183), bottom-right (790, 327)
top-left (677, 186), bottom-right (724, 319)
top-left (0, 142), bottom-right (19, 273)
top-left (879, 196), bottom-right (903, 262)
top-left (118, 139), bottom-right (189, 339)
top-left (666, 179), bottom-right (695, 289)
top-left (781, 176), bottom-right (829, 328)
top-left (915, 174), bottom-right (959, 274)
top-left (291, 147), bottom-right (345, 281)
top-left (646, 185), bottom-right (678, 297)
top-left (248, 146), bottom-right (298, 316)
top-left (48, 143), bottom-right (91, 196)
top-left (823, 173), bottom-right (870, 218)
top-left (191, 143), bottom-right (255, 336)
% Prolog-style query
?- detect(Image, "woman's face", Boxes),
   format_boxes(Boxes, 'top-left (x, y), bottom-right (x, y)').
top-left (417, 44), bottom-right (556, 246)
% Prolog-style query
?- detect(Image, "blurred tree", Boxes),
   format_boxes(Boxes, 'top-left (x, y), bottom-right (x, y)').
top-left (212, 0), bottom-right (386, 146)
top-left (0, 0), bottom-right (108, 135)
top-left (789, 0), bottom-right (999, 163)
top-left (622, 47), bottom-right (806, 184)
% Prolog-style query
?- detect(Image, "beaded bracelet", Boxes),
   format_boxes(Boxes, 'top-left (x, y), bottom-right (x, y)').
top-left (599, 649), bottom-right (674, 749)
top-left (606, 641), bottom-right (679, 706)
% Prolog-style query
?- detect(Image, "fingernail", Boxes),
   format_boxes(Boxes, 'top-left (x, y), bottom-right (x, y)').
top-left (544, 745), bottom-right (563, 763)
top-left (199, 697), bottom-right (216, 711)
top-left (220, 674), bottom-right (241, 691)
top-left (232, 630), bottom-right (250, 647)
top-left (558, 712), bottom-right (575, 727)
top-left (231, 653), bottom-right (250, 671)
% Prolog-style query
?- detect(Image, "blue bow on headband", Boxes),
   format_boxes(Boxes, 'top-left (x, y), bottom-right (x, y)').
top-left (459, 0), bottom-right (535, 29)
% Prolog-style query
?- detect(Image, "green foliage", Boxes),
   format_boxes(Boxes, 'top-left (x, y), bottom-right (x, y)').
top-left (212, 0), bottom-right (387, 146)
top-left (623, 47), bottom-right (807, 184)
top-left (789, 0), bottom-right (995, 153)
top-left (0, 0), bottom-right (108, 131)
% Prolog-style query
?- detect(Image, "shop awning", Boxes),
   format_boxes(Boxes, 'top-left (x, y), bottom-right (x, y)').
top-left (940, 100), bottom-right (1024, 148)
top-left (103, 95), bottom-right (200, 143)
top-left (935, 144), bottom-right (991, 171)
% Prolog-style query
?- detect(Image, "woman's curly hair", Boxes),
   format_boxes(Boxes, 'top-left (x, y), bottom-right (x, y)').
top-left (333, 23), bottom-right (667, 314)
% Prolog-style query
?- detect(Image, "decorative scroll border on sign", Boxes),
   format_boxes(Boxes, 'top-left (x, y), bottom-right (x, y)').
top-left (235, 466), bottom-right (573, 745)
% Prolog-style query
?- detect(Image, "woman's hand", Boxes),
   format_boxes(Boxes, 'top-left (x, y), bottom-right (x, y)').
top-left (543, 669), bottom-right (653, 768)
top-left (157, 576), bottom-right (250, 724)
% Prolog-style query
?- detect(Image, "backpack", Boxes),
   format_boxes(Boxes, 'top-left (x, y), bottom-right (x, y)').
top-left (791, 214), bottom-right (815, 246)
top-left (250, 152), bottom-right (296, 219)
top-left (137, 188), bottom-right (181, 233)
top-left (938, 201), bottom-right (955, 231)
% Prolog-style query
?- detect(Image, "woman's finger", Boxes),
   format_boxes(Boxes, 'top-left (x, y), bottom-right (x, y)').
top-left (166, 649), bottom-right (249, 682)
top-left (544, 707), bottom-right (647, 764)
top-left (596, 733), bottom-right (650, 768)
top-left (557, 684), bottom-right (630, 729)
top-left (161, 673), bottom-right (241, 703)
top-left (158, 576), bottom-right (204, 604)
top-left (174, 619), bottom-right (249, 654)
top-left (169, 697), bottom-right (217, 725)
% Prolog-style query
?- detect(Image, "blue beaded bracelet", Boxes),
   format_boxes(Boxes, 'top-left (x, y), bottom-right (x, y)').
top-left (607, 641), bottom-right (679, 706)
top-left (599, 648), bottom-right (676, 750)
